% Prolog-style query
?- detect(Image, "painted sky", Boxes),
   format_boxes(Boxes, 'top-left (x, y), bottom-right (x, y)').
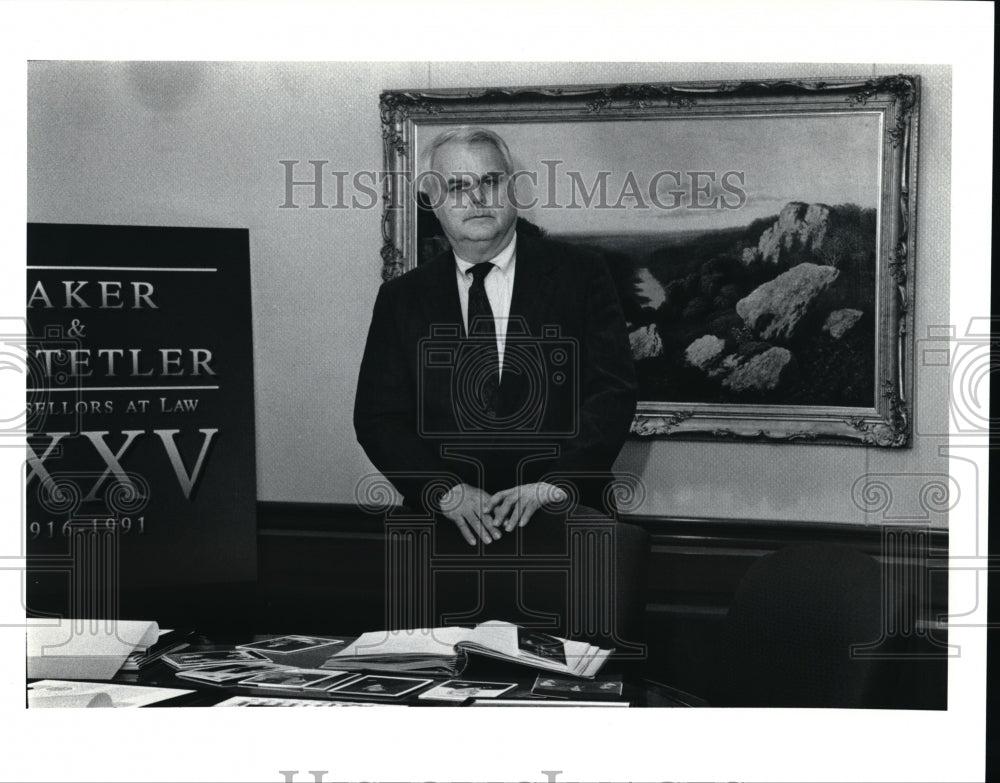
top-left (415, 112), bottom-right (883, 235)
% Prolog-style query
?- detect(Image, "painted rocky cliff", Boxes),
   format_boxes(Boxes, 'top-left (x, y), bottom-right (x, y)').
top-left (614, 201), bottom-right (878, 406)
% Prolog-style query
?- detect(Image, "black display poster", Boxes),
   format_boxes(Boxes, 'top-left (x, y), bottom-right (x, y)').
top-left (25, 223), bottom-right (256, 622)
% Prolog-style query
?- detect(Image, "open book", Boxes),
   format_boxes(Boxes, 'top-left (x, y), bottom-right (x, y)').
top-left (321, 621), bottom-right (612, 679)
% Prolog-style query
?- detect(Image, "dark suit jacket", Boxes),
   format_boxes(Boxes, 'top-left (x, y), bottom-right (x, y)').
top-left (354, 231), bottom-right (637, 514)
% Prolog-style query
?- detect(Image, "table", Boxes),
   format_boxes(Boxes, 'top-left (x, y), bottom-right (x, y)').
top-left (37, 631), bottom-right (707, 708)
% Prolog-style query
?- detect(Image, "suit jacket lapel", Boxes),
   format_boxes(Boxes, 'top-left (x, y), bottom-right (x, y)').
top-left (510, 232), bottom-right (556, 337)
top-left (418, 253), bottom-right (465, 335)
top-left (497, 233), bottom-right (558, 417)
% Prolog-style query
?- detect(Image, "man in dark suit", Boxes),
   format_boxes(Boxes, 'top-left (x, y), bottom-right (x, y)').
top-left (355, 126), bottom-right (637, 547)
top-left (354, 128), bottom-right (636, 645)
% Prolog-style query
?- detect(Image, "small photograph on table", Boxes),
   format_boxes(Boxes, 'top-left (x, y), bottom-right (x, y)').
top-left (175, 661), bottom-right (280, 685)
top-left (239, 669), bottom-right (348, 690)
top-left (237, 635), bottom-right (345, 654)
top-left (327, 675), bottom-right (433, 699)
top-left (418, 679), bottom-right (517, 702)
top-left (531, 675), bottom-right (624, 699)
top-left (300, 671), bottom-right (358, 692)
top-left (163, 649), bottom-right (269, 670)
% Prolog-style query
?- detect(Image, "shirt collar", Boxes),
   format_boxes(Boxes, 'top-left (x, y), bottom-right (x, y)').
top-left (454, 232), bottom-right (517, 276)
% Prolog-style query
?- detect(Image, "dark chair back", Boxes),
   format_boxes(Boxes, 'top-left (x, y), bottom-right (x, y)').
top-left (713, 543), bottom-right (903, 708)
top-left (608, 521), bottom-right (651, 654)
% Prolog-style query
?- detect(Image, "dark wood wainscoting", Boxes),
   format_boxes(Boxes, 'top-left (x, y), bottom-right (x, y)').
top-left (257, 502), bottom-right (948, 708)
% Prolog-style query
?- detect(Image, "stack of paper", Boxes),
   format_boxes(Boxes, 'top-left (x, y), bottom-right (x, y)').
top-left (27, 619), bottom-right (160, 680)
top-left (162, 649), bottom-right (270, 670)
top-left (120, 628), bottom-right (194, 671)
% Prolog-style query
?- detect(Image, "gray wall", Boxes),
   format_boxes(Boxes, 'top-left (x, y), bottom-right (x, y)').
top-left (27, 61), bottom-right (951, 526)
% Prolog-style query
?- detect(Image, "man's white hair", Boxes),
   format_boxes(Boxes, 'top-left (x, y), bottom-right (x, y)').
top-left (419, 126), bottom-right (515, 196)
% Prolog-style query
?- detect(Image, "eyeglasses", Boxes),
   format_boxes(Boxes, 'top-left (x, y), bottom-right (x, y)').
top-left (445, 171), bottom-right (507, 195)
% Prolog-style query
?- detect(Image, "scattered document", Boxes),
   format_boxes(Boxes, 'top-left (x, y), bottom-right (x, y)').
top-left (28, 679), bottom-right (193, 708)
top-left (215, 696), bottom-right (396, 707)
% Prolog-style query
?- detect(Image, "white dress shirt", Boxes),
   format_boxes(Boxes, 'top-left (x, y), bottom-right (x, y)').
top-left (454, 233), bottom-right (516, 376)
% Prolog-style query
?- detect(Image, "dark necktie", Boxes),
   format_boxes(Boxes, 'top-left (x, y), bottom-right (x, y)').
top-left (466, 262), bottom-right (500, 419)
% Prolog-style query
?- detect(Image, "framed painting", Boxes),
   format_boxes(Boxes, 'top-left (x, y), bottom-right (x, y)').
top-left (379, 76), bottom-right (918, 445)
